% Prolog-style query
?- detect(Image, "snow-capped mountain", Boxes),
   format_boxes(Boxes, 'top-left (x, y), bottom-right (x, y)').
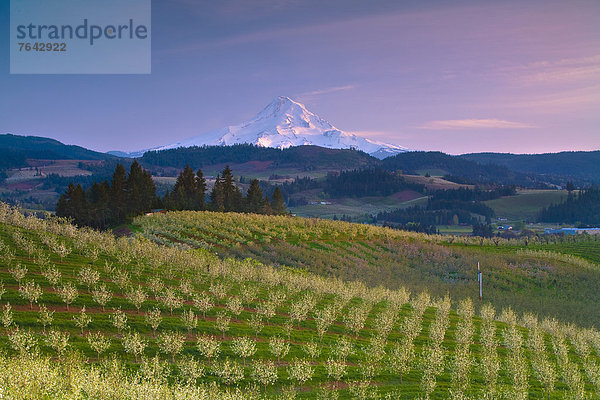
top-left (116, 97), bottom-right (408, 158)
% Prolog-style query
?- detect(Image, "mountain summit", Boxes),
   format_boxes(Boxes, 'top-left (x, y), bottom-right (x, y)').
top-left (123, 97), bottom-right (408, 158)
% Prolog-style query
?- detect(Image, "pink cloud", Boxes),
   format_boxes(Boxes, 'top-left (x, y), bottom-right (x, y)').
top-left (299, 85), bottom-right (355, 97)
top-left (418, 119), bottom-right (537, 130)
top-left (495, 54), bottom-right (600, 85)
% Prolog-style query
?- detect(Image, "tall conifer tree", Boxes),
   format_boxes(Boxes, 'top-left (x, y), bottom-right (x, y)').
top-left (195, 169), bottom-right (207, 210)
top-left (56, 183), bottom-right (88, 226)
top-left (271, 187), bottom-right (287, 215)
top-left (126, 161), bottom-right (156, 216)
top-left (210, 175), bottom-right (225, 212)
top-left (245, 179), bottom-right (264, 213)
top-left (170, 165), bottom-right (196, 210)
top-left (220, 165), bottom-right (242, 212)
top-left (111, 164), bottom-right (127, 222)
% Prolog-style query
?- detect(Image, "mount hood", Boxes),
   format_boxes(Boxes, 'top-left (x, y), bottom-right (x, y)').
top-left (118, 97), bottom-right (408, 159)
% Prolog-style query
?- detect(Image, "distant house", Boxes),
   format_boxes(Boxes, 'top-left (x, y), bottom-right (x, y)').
top-left (145, 209), bottom-right (166, 216)
top-left (544, 228), bottom-right (600, 235)
top-left (497, 226), bottom-right (513, 230)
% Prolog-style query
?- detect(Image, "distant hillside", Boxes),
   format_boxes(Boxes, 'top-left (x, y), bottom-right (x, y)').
top-left (0, 134), bottom-right (119, 210)
top-left (381, 151), bottom-right (546, 187)
top-left (539, 187), bottom-right (600, 225)
top-left (460, 151), bottom-right (600, 184)
top-left (138, 146), bottom-right (560, 188)
top-left (139, 144), bottom-right (379, 171)
top-left (136, 210), bottom-right (600, 328)
top-left (3, 204), bottom-right (600, 398)
top-left (140, 146), bottom-right (574, 190)
top-left (0, 133), bottom-right (113, 169)
top-left (5, 132), bottom-right (596, 190)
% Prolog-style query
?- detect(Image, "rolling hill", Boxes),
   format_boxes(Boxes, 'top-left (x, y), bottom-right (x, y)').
top-left (460, 151), bottom-right (600, 184)
top-left (1, 203), bottom-right (600, 399)
top-left (139, 146), bottom-right (558, 189)
top-left (135, 211), bottom-right (600, 328)
top-left (139, 144), bottom-right (379, 173)
top-left (381, 151), bottom-right (551, 187)
top-left (0, 133), bottom-right (114, 169)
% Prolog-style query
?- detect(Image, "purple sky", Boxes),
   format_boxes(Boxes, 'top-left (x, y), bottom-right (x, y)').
top-left (1, 0), bottom-right (599, 154)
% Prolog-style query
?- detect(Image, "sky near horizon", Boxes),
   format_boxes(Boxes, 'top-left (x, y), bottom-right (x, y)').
top-left (1, 0), bottom-right (599, 155)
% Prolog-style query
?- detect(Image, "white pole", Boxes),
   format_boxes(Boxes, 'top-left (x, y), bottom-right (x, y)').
top-left (478, 262), bottom-right (482, 300)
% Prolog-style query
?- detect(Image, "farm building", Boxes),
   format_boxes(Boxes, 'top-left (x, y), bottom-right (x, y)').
top-left (544, 228), bottom-right (600, 235)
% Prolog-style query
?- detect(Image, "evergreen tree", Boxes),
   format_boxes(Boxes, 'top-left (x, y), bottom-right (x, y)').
top-left (270, 187), bottom-right (287, 215)
top-left (245, 179), bottom-right (264, 213)
top-left (162, 189), bottom-right (173, 210)
top-left (57, 163), bottom-right (158, 229)
top-left (210, 175), bottom-right (225, 212)
top-left (261, 195), bottom-right (273, 215)
top-left (195, 169), bottom-right (207, 210)
top-left (539, 187), bottom-right (600, 225)
top-left (55, 185), bottom-right (70, 219)
top-left (232, 187), bottom-right (243, 212)
top-left (111, 164), bottom-right (127, 222)
top-left (164, 166), bottom-right (207, 211)
top-left (472, 223), bottom-right (494, 238)
top-left (169, 165), bottom-right (197, 210)
top-left (220, 165), bottom-right (242, 212)
top-left (126, 161), bottom-right (156, 216)
top-left (56, 183), bottom-right (88, 226)
top-left (87, 181), bottom-right (112, 228)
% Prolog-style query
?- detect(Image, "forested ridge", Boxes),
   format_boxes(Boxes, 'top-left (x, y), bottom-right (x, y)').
top-left (461, 151), bottom-right (600, 184)
top-left (382, 151), bottom-right (547, 187)
top-left (539, 187), bottom-right (600, 225)
top-left (56, 163), bottom-right (287, 229)
top-left (376, 186), bottom-right (514, 227)
top-left (140, 144), bottom-right (377, 171)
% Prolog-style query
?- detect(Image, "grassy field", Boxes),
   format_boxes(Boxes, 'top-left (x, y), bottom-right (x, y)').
top-left (437, 225), bottom-right (473, 235)
top-left (135, 211), bottom-right (600, 329)
top-left (478, 238), bottom-right (600, 265)
top-left (485, 190), bottom-right (569, 221)
top-left (289, 193), bottom-right (428, 221)
top-left (2, 203), bottom-right (600, 399)
top-left (413, 169), bottom-right (449, 177)
top-left (287, 174), bottom-right (471, 221)
top-left (402, 175), bottom-right (473, 191)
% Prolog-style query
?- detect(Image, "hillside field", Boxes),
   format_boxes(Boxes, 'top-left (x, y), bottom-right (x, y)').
top-left (485, 190), bottom-right (569, 221)
top-left (289, 192), bottom-right (428, 221)
top-left (135, 211), bottom-right (600, 328)
top-left (1, 204), bottom-right (600, 398)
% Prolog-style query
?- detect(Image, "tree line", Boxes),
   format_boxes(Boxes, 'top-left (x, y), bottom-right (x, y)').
top-left (256, 168), bottom-right (426, 207)
top-left (538, 187), bottom-right (600, 225)
top-left (140, 144), bottom-right (376, 171)
top-left (375, 186), bottom-right (511, 227)
top-left (163, 164), bottom-right (286, 215)
top-left (56, 163), bottom-right (286, 229)
top-left (429, 186), bottom-right (516, 202)
top-left (381, 151), bottom-right (549, 188)
top-left (427, 199), bottom-right (494, 220)
top-left (382, 221), bottom-right (439, 235)
top-left (56, 161), bottom-right (157, 229)
top-left (324, 168), bottom-right (424, 198)
top-left (377, 206), bottom-right (483, 227)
